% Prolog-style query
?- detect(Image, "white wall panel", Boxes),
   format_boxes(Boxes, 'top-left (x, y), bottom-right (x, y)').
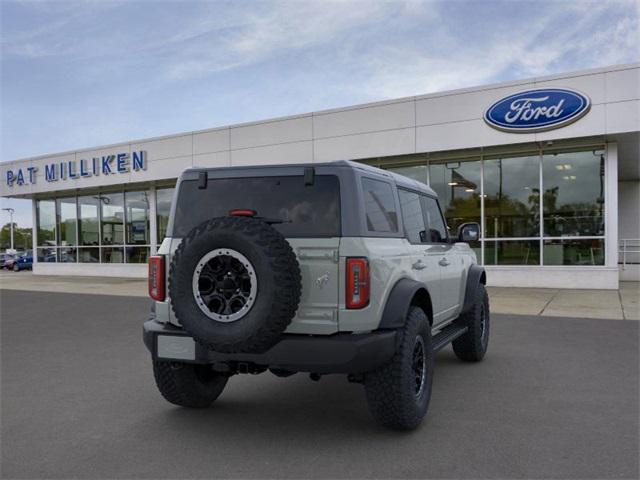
top-left (0, 161), bottom-right (30, 197)
top-left (34, 262), bottom-right (147, 278)
top-left (606, 100), bottom-right (640, 134)
top-left (416, 85), bottom-right (532, 126)
top-left (314, 128), bottom-right (415, 162)
top-left (416, 119), bottom-right (536, 152)
top-left (131, 134), bottom-right (192, 161)
top-left (230, 141), bottom-right (312, 166)
top-left (193, 151), bottom-right (230, 168)
top-left (132, 156), bottom-right (192, 182)
top-left (486, 266), bottom-right (619, 289)
top-left (606, 68), bottom-right (640, 103)
top-left (535, 104), bottom-right (606, 142)
top-left (193, 128), bottom-right (230, 155)
top-left (534, 72), bottom-right (606, 105)
top-left (230, 116), bottom-right (312, 150)
top-left (314, 101), bottom-right (414, 138)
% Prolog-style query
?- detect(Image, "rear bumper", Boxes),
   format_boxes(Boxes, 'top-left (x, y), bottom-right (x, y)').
top-left (143, 319), bottom-right (397, 374)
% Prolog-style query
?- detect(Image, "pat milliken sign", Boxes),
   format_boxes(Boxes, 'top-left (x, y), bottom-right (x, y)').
top-left (484, 88), bottom-right (591, 133)
top-left (5, 150), bottom-right (147, 187)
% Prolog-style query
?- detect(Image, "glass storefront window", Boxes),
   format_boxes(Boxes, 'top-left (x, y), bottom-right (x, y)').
top-left (484, 155), bottom-right (540, 238)
top-left (36, 246), bottom-right (56, 263)
top-left (542, 150), bottom-right (605, 237)
top-left (389, 165), bottom-right (428, 185)
top-left (484, 240), bottom-right (540, 266)
top-left (101, 247), bottom-right (124, 263)
top-left (126, 246), bottom-right (149, 263)
top-left (100, 193), bottom-right (124, 245)
top-left (37, 200), bottom-right (56, 246)
top-left (125, 191), bottom-right (150, 245)
top-left (78, 196), bottom-right (100, 246)
top-left (429, 160), bottom-right (481, 234)
top-left (56, 197), bottom-right (77, 246)
top-left (78, 247), bottom-right (100, 263)
top-left (156, 187), bottom-right (175, 242)
top-left (543, 239), bottom-right (604, 265)
top-left (58, 247), bottom-right (77, 263)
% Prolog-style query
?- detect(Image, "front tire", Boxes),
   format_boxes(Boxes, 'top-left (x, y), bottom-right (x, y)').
top-left (13, 264), bottom-right (19, 272)
top-left (364, 306), bottom-right (434, 430)
top-left (452, 283), bottom-right (490, 362)
top-left (153, 361), bottom-right (228, 408)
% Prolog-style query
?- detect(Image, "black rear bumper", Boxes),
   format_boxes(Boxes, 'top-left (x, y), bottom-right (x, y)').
top-left (143, 319), bottom-right (397, 374)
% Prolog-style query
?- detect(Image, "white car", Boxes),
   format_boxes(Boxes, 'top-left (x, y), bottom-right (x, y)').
top-left (144, 161), bottom-right (489, 430)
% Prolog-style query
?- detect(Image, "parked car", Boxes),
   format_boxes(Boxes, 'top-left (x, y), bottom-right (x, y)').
top-left (2, 253), bottom-right (17, 270)
top-left (13, 252), bottom-right (33, 271)
top-left (144, 161), bottom-right (489, 430)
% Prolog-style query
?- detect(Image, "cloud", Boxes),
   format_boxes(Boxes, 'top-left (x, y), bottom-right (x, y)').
top-left (349, 0), bottom-right (640, 100)
top-left (163, 1), bottom-right (400, 80)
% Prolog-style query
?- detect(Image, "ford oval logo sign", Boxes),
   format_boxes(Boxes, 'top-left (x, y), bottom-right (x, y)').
top-left (484, 88), bottom-right (591, 133)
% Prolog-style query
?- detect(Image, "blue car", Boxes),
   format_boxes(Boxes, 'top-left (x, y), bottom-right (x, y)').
top-left (13, 253), bottom-right (33, 271)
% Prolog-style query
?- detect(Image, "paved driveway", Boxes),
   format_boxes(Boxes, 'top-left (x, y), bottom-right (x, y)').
top-left (1, 290), bottom-right (638, 479)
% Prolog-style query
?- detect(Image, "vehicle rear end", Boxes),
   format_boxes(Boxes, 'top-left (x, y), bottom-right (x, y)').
top-left (148, 164), bottom-right (344, 336)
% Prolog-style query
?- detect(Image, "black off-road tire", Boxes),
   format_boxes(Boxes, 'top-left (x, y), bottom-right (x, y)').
top-left (153, 361), bottom-right (228, 408)
top-left (169, 216), bottom-right (301, 354)
top-left (364, 307), bottom-right (434, 430)
top-left (452, 283), bottom-right (490, 362)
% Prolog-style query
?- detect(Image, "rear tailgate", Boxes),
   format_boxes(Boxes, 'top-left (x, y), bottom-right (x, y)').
top-left (285, 238), bottom-right (340, 334)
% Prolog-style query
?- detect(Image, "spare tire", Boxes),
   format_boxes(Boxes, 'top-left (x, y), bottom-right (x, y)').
top-left (169, 216), bottom-right (301, 353)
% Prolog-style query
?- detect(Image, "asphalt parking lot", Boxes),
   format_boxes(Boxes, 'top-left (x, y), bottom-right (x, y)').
top-left (1, 289), bottom-right (638, 479)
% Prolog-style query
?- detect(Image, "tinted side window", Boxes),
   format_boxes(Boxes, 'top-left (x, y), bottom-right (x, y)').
top-left (422, 196), bottom-right (448, 243)
top-left (398, 189), bottom-right (427, 243)
top-left (361, 178), bottom-right (398, 233)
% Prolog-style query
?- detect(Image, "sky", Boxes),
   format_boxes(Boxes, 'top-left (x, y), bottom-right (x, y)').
top-left (1, 0), bottom-right (639, 228)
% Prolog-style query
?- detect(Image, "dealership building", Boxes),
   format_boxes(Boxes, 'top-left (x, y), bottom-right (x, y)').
top-left (1, 63), bottom-right (638, 289)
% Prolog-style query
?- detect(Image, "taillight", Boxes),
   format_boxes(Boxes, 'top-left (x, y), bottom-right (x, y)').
top-left (149, 255), bottom-right (165, 301)
top-left (346, 257), bottom-right (370, 309)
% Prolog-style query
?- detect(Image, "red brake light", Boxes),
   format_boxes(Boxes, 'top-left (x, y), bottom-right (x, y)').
top-left (229, 209), bottom-right (257, 217)
top-left (346, 257), bottom-right (370, 309)
top-left (149, 255), bottom-right (165, 301)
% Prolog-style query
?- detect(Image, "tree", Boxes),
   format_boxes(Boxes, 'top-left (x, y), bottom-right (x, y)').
top-left (0, 223), bottom-right (32, 251)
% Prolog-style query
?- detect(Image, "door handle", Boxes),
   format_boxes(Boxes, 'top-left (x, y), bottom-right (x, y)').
top-left (438, 257), bottom-right (450, 267)
top-left (412, 260), bottom-right (427, 270)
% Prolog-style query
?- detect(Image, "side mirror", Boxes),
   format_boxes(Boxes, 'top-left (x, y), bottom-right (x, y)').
top-left (457, 222), bottom-right (480, 243)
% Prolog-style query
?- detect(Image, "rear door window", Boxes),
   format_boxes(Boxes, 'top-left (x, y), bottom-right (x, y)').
top-left (172, 175), bottom-right (340, 237)
top-left (361, 177), bottom-right (398, 233)
top-left (398, 189), bottom-right (427, 243)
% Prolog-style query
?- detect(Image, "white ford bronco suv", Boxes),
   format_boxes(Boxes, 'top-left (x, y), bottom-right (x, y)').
top-left (143, 161), bottom-right (489, 430)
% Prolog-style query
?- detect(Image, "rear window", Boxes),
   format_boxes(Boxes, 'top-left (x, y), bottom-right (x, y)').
top-left (172, 175), bottom-right (341, 237)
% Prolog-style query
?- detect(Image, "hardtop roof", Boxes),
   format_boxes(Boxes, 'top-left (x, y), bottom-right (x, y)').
top-left (185, 160), bottom-right (437, 197)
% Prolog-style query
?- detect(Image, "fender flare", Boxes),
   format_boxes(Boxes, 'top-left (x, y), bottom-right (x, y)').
top-left (461, 264), bottom-right (486, 314)
top-left (378, 278), bottom-right (433, 330)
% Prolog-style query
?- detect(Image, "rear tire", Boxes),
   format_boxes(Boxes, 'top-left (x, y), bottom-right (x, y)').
top-left (13, 264), bottom-right (19, 272)
top-left (452, 283), bottom-right (490, 362)
top-left (153, 361), bottom-right (228, 408)
top-left (364, 306), bottom-right (433, 430)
